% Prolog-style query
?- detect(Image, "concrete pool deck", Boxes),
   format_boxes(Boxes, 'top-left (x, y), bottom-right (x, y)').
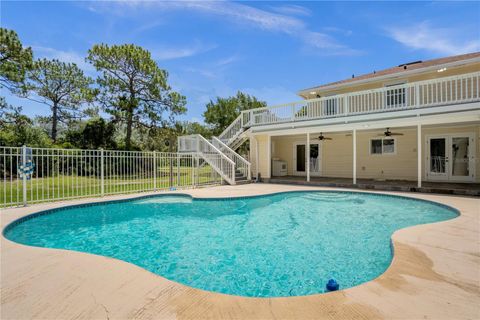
top-left (1, 184), bottom-right (479, 319)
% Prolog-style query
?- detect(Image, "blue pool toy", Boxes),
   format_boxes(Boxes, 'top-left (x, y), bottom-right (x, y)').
top-left (326, 279), bottom-right (339, 291)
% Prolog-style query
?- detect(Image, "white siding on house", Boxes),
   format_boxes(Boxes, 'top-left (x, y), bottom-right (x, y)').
top-left (253, 124), bottom-right (480, 182)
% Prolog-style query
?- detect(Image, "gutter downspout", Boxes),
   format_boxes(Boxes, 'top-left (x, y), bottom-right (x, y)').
top-left (251, 135), bottom-right (259, 180)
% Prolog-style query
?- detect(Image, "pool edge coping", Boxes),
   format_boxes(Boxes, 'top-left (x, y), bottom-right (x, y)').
top-left (0, 187), bottom-right (465, 296)
top-left (1, 184), bottom-right (479, 319)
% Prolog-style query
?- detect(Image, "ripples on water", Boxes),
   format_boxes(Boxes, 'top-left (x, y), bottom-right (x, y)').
top-left (5, 192), bottom-right (457, 297)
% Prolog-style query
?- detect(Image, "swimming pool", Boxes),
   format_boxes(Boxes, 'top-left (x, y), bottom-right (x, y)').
top-left (4, 191), bottom-right (458, 297)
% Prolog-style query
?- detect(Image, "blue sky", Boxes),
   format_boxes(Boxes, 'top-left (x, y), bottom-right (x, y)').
top-left (2, 1), bottom-right (479, 123)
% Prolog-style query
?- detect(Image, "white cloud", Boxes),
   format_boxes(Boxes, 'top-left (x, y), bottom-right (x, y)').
top-left (87, 1), bottom-right (354, 54)
top-left (271, 4), bottom-right (311, 17)
top-left (238, 86), bottom-right (300, 106)
top-left (31, 46), bottom-right (94, 73)
top-left (33, 42), bottom-right (215, 72)
top-left (150, 42), bottom-right (217, 60)
top-left (183, 66), bottom-right (217, 79)
top-left (386, 21), bottom-right (480, 55)
top-left (215, 55), bottom-right (241, 66)
top-left (179, 54), bottom-right (241, 82)
top-left (131, 20), bottom-right (166, 34)
top-left (322, 27), bottom-right (353, 37)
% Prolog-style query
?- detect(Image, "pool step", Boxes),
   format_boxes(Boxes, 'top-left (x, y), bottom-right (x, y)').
top-left (302, 193), bottom-right (350, 200)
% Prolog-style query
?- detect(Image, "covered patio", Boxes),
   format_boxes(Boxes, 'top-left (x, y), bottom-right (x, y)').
top-left (250, 112), bottom-right (480, 195)
top-left (264, 176), bottom-right (480, 196)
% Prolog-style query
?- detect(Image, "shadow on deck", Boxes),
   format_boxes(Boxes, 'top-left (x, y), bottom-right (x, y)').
top-left (263, 176), bottom-right (480, 196)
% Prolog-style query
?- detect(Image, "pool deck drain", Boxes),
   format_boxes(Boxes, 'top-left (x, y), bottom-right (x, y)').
top-left (1, 184), bottom-right (479, 319)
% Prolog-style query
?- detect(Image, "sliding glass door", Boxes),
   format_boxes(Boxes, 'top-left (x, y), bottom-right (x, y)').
top-left (427, 134), bottom-right (474, 182)
top-left (294, 142), bottom-right (321, 176)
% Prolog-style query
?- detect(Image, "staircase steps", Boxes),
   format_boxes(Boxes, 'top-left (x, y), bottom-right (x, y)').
top-left (178, 113), bottom-right (253, 185)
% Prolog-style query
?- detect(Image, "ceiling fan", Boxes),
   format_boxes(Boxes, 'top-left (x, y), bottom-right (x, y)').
top-left (377, 128), bottom-right (403, 137)
top-left (318, 132), bottom-right (332, 141)
top-left (345, 128), bottom-right (404, 137)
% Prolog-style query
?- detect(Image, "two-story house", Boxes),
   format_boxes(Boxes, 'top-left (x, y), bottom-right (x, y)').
top-left (179, 52), bottom-right (480, 194)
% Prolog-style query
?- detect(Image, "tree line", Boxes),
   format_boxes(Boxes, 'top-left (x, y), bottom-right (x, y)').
top-left (0, 28), bottom-right (266, 151)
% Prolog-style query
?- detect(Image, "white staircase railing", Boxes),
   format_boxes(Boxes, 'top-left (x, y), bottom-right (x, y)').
top-left (178, 135), bottom-right (236, 185)
top-left (218, 115), bottom-right (245, 145)
top-left (212, 137), bottom-right (251, 180)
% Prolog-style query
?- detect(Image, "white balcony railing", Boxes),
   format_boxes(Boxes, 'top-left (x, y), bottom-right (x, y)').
top-left (242, 71), bottom-right (480, 127)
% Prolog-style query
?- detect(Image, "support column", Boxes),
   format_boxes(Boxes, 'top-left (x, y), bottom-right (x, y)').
top-left (353, 129), bottom-right (357, 185)
top-left (306, 133), bottom-right (310, 182)
top-left (417, 124), bottom-right (422, 188)
top-left (267, 135), bottom-right (271, 178)
top-left (254, 136), bottom-right (259, 180)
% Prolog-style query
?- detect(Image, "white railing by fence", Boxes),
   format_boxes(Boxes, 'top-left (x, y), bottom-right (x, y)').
top-left (178, 135), bottom-right (236, 184)
top-left (212, 137), bottom-right (251, 180)
top-left (241, 71), bottom-right (480, 127)
top-left (1, 146), bottom-right (222, 208)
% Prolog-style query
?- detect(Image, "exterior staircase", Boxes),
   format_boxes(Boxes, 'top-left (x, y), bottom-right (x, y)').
top-left (217, 115), bottom-right (248, 149)
top-left (178, 114), bottom-right (251, 185)
top-left (211, 137), bottom-right (251, 182)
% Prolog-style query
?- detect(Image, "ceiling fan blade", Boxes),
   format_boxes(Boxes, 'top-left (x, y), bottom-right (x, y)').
top-left (345, 133), bottom-right (352, 137)
top-left (325, 137), bottom-right (333, 140)
top-left (389, 133), bottom-right (404, 136)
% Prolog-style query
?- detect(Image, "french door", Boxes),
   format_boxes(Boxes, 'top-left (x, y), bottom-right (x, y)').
top-left (426, 134), bottom-right (475, 182)
top-left (293, 142), bottom-right (322, 176)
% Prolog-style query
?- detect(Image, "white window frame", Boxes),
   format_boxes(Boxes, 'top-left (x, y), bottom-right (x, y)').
top-left (369, 137), bottom-right (397, 155)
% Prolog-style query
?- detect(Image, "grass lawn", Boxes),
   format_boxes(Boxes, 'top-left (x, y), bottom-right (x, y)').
top-left (1, 166), bottom-right (220, 207)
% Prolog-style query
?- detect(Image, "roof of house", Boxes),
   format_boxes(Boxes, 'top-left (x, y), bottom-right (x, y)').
top-left (299, 52), bottom-right (480, 95)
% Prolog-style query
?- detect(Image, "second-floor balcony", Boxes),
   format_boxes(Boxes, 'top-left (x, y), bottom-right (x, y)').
top-left (241, 71), bottom-right (480, 128)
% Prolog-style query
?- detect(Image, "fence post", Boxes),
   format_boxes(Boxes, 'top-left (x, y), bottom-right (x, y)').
top-left (22, 145), bottom-right (27, 206)
top-left (169, 154), bottom-right (173, 189)
top-left (195, 155), bottom-right (199, 187)
top-left (153, 150), bottom-right (157, 191)
top-left (100, 148), bottom-right (104, 197)
top-left (177, 154), bottom-right (180, 186)
top-left (220, 158), bottom-right (223, 183)
top-left (191, 155), bottom-right (195, 188)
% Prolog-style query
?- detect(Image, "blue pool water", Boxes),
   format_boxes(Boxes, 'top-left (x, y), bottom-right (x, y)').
top-left (4, 191), bottom-right (457, 297)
